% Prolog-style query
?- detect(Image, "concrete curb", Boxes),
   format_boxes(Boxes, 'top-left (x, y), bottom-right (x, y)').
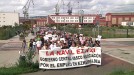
top-left (102, 38), bottom-right (134, 42)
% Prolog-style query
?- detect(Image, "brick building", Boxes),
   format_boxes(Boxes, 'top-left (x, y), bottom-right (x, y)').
top-left (36, 18), bottom-right (47, 27)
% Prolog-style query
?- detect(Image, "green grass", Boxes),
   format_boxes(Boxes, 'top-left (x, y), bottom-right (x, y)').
top-left (110, 70), bottom-right (134, 75)
top-left (0, 66), bottom-right (38, 75)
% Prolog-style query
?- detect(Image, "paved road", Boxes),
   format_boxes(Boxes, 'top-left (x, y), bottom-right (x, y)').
top-left (0, 34), bottom-right (35, 67)
top-left (102, 41), bottom-right (134, 64)
top-left (22, 54), bottom-right (134, 75)
top-left (22, 39), bottom-right (134, 75)
top-left (0, 37), bottom-right (134, 75)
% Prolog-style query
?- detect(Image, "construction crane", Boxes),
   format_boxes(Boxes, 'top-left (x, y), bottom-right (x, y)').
top-left (22, 0), bottom-right (34, 19)
top-left (55, 0), bottom-right (65, 14)
top-left (67, 1), bottom-right (72, 15)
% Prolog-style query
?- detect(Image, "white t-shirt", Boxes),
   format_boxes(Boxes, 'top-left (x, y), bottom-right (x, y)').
top-left (60, 38), bottom-right (65, 43)
top-left (44, 35), bottom-right (49, 40)
top-left (52, 47), bottom-right (61, 50)
top-left (69, 47), bottom-right (77, 50)
top-left (36, 41), bottom-right (42, 47)
top-left (33, 42), bottom-right (36, 46)
top-left (49, 44), bottom-right (56, 50)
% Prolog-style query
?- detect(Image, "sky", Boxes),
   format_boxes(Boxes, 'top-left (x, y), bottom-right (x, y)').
top-left (0, 0), bottom-right (134, 17)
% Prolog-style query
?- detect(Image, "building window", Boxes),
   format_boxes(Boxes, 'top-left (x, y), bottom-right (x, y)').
top-left (84, 20), bottom-right (87, 22)
top-left (124, 17), bottom-right (129, 21)
top-left (3, 14), bottom-right (5, 15)
top-left (3, 21), bottom-right (5, 22)
top-left (3, 17), bottom-right (5, 19)
top-left (84, 17), bottom-right (87, 19)
top-left (63, 17), bottom-right (65, 19)
top-left (88, 20), bottom-right (92, 22)
top-left (57, 17), bottom-right (60, 19)
top-left (75, 20), bottom-right (78, 22)
top-left (52, 17), bottom-right (55, 19)
top-left (71, 17), bottom-right (74, 19)
top-left (88, 17), bottom-right (92, 19)
top-left (71, 20), bottom-right (74, 22)
top-left (63, 20), bottom-right (64, 22)
top-left (57, 20), bottom-right (60, 22)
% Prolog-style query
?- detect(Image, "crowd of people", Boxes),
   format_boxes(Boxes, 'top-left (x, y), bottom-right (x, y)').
top-left (20, 27), bottom-right (101, 54)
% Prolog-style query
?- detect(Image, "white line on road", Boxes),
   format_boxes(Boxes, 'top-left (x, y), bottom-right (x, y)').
top-left (104, 53), bottom-right (134, 65)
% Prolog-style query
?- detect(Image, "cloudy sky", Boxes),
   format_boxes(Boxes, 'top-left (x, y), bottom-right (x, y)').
top-left (0, 0), bottom-right (134, 17)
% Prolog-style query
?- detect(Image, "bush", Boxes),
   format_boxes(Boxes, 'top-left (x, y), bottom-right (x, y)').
top-left (0, 24), bottom-right (31, 40)
top-left (16, 51), bottom-right (38, 68)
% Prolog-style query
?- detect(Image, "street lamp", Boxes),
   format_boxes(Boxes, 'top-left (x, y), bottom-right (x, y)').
top-left (63, 18), bottom-right (65, 33)
top-left (127, 22), bottom-right (131, 38)
top-left (96, 20), bottom-right (100, 35)
top-left (79, 10), bottom-right (84, 34)
top-left (78, 25), bottom-right (81, 34)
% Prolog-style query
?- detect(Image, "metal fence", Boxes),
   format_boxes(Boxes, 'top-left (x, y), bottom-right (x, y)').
top-left (57, 26), bottom-right (134, 38)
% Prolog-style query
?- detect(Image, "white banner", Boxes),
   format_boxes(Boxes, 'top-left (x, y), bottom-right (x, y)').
top-left (39, 47), bottom-right (101, 69)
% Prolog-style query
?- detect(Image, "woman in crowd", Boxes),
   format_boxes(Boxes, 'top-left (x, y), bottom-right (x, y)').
top-left (69, 42), bottom-right (76, 50)
top-left (31, 27), bottom-right (101, 51)
top-left (49, 42), bottom-right (56, 50)
top-left (32, 39), bottom-right (36, 52)
top-left (36, 39), bottom-right (42, 53)
top-left (42, 43), bottom-right (50, 50)
top-left (29, 39), bottom-right (33, 51)
top-left (20, 39), bottom-right (27, 54)
top-left (84, 42), bottom-right (90, 49)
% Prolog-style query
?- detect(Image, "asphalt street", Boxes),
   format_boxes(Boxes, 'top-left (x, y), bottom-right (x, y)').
top-left (22, 53), bottom-right (134, 75)
top-left (0, 36), bottom-right (134, 75)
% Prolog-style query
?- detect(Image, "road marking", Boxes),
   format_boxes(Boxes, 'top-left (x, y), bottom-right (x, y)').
top-left (104, 53), bottom-right (134, 65)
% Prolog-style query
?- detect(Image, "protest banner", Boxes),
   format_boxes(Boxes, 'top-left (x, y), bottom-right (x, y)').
top-left (39, 47), bottom-right (101, 69)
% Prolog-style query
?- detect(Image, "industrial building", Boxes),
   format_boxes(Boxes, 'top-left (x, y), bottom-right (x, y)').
top-left (106, 13), bottom-right (134, 26)
top-left (47, 14), bottom-right (100, 26)
top-left (0, 12), bottom-right (19, 27)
